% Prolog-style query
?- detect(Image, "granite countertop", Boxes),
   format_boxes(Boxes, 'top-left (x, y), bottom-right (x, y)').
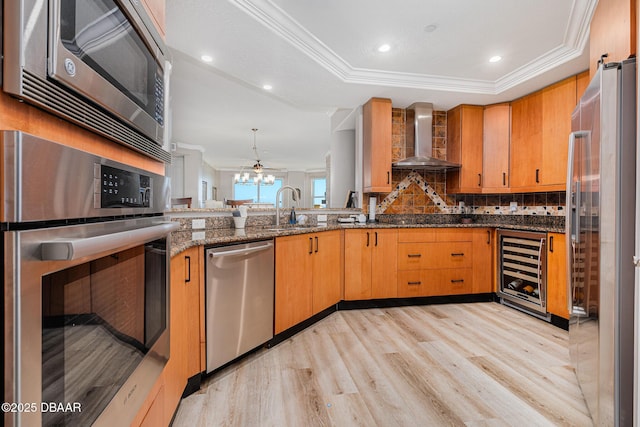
top-left (170, 221), bottom-right (563, 257)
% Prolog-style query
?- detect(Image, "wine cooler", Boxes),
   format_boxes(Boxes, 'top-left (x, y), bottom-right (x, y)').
top-left (497, 229), bottom-right (548, 318)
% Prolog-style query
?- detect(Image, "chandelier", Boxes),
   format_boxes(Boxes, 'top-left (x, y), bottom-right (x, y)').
top-left (234, 128), bottom-right (276, 185)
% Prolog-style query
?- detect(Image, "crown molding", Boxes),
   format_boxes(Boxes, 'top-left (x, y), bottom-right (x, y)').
top-left (231, 0), bottom-right (596, 95)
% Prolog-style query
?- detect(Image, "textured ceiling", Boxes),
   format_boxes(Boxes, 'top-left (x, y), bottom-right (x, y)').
top-left (166, 0), bottom-right (595, 171)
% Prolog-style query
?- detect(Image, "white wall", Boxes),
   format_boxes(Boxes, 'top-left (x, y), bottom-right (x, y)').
top-left (329, 129), bottom-right (356, 208)
top-left (171, 144), bottom-right (205, 207)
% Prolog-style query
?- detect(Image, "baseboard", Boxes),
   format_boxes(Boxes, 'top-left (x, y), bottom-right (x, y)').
top-left (550, 314), bottom-right (569, 331)
top-left (270, 304), bottom-right (338, 347)
top-left (182, 373), bottom-right (202, 398)
top-left (337, 293), bottom-right (495, 310)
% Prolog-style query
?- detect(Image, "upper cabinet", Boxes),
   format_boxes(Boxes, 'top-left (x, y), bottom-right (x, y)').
top-left (446, 105), bottom-right (484, 194)
top-left (141, 0), bottom-right (166, 38)
top-left (363, 97), bottom-right (393, 193)
top-left (589, 0), bottom-right (636, 78)
top-left (510, 75), bottom-right (577, 192)
top-left (482, 104), bottom-right (511, 192)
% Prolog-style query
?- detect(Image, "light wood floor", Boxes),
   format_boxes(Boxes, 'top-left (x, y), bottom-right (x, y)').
top-left (173, 302), bottom-right (593, 426)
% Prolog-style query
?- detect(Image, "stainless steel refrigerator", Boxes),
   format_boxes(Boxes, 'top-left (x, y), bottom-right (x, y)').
top-left (566, 58), bottom-right (636, 426)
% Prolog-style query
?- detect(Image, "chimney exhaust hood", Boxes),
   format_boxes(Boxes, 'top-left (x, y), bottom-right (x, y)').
top-left (392, 102), bottom-right (461, 170)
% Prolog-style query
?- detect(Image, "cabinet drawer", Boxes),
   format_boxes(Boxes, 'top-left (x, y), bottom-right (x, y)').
top-left (397, 268), bottom-right (473, 297)
top-left (398, 229), bottom-right (436, 243)
top-left (398, 242), bottom-right (472, 270)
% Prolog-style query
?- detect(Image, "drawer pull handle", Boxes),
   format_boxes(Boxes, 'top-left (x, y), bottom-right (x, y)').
top-left (407, 254), bottom-right (422, 258)
top-left (408, 281), bottom-right (422, 285)
top-left (451, 253), bottom-right (465, 257)
top-left (451, 279), bottom-right (465, 283)
top-left (185, 255), bottom-right (191, 283)
top-left (503, 172), bottom-right (506, 186)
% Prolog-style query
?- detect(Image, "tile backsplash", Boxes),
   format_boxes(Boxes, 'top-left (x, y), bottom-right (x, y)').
top-left (366, 108), bottom-right (565, 217)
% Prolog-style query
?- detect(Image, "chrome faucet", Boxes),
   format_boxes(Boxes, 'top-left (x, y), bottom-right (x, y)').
top-left (276, 185), bottom-right (301, 226)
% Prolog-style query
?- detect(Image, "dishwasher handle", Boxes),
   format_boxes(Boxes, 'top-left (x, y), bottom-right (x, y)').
top-left (208, 242), bottom-right (273, 258)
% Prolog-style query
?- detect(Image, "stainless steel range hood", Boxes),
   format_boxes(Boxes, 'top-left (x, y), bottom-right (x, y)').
top-left (392, 102), bottom-right (461, 170)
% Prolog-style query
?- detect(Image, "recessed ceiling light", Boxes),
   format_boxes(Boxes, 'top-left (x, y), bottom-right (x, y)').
top-left (263, 84), bottom-right (273, 90)
top-left (201, 55), bottom-right (213, 63)
top-left (489, 55), bottom-right (502, 63)
top-left (377, 44), bottom-right (391, 53)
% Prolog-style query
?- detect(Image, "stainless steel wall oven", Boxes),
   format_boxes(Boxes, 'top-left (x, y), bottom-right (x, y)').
top-left (2, 131), bottom-right (178, 426)
top-left (3, 0), bottom-right (171, 163)
top-left (497, 229), bottom-right (548, 318)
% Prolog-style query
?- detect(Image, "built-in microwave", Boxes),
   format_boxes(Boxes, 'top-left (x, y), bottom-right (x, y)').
top-left (3, 0), bottom-right (171, 163)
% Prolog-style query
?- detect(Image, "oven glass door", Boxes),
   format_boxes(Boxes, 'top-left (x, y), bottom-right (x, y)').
top-left (50, 0), bottom-right (164, 134)
top-left (41, 238), bottom-right (167, 426)
top-left (4, 217), bottom-right (175, 427)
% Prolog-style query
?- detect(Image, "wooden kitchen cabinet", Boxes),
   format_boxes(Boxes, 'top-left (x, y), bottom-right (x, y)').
top-left (397, 229), bottom-right (477, 297)
top-left (589, 0), bottom-right (636, 78)
top-left (510, 76), bottom-right (577, 191)
top-left (395, 228), bottom-right (493, 297)
top-left (482, 104), bottom-right (511, 192)
top-left (472, 228), bottom-right (494, 293)
top-left (540, 76), bottom-right (576, 188)
top-left (275, 231), bottom-right (342, 334)
top-left (363, 98), bottom-right (392, 193)
top-left (446, 105), bottom-right (484, 193)
top-left (344, 229), bottom-right (398, 300)
top-left (510, 91), bottom-right (543, 190)
top-left (311, 231), bottom-right (343, 314)
top-left (546, 232), bottom-right (569, 319)
top-left (165, 245), bottom-right (204, 422)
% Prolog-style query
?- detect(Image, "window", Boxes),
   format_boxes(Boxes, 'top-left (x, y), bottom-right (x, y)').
top-left (312, 178), bottom-right (326, 208)
top-left (234, 179), bottom-right (282, 205)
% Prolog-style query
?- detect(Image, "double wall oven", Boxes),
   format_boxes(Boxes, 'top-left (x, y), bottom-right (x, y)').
top-left (2, 131), bottom-right (177, 426)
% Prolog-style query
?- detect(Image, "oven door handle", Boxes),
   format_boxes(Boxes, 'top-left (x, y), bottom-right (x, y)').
top-left (40, 221), bottom-right (180, 261)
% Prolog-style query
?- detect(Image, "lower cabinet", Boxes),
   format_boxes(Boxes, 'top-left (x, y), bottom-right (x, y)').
top-left (164, 245), bottom-right (204, 424)
top-left (546, 232), bottom-right (568, 319)
top-left (275, 231), bottom-right (342, 334)
top-left (397, 228), bottom-right (493, 297)
top-left (344, 229), bottom-right (398, 300)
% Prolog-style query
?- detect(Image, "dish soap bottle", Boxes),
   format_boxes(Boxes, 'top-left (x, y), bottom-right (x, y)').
top-left (289, 207), bottom-right (297, 224)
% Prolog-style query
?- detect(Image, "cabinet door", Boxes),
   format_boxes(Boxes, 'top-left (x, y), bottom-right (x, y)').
top-left (166, 250), bottom-right (191, 421)
top-left (371, 229), bottom-right (398, 298)
top-left (546, 232), bottom-right (569, 319)
top-left (344, 230), bottom-right (372, 300)
top-left (446, 105), bottom-right (484, 193)
top-left (183, 246), bottom-right (203, 378)
top-left (482, 104), bottom-right (510, 191)
top-left (589, 0), bottom-right (636, 77)
top-left (541, 76), bottom-right (576, 188)
top-left (472, 229), bottom-right (494, 293)
top-left (312, 231), bottom-right (342, 314)
top-left (275, 235), bottom-right (313, 334)
top-left (510, 91), bottom-right (543, 189)
top-left (363, 98), bottom-right (392, 193)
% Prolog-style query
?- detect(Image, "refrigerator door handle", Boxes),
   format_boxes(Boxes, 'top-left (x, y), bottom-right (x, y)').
top-left (566, 130), bottom-right (589, 316)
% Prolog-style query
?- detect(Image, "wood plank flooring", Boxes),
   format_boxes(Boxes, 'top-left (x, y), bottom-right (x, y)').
top-left (173, 303), bottom-right (592, 426)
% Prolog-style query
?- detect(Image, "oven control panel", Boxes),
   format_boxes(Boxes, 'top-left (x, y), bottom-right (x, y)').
top-left (95, 164), bottom-right (151, 208)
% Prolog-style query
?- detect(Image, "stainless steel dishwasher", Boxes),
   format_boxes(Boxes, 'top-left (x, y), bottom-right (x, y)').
top-left (205, 239), bottom-right (274, 373)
